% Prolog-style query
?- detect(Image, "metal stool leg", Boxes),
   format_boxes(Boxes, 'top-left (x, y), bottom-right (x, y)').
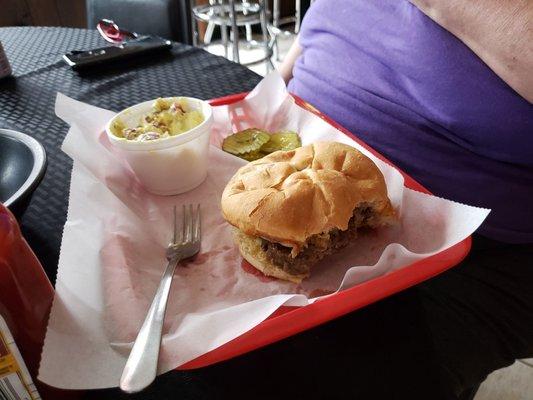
top-left (243, 0), bottom-right (253, 42)
top-left (203, 22), bottom-right (215, 44)
top-left (212, 0), bottom-right (227, 59)
top-left (273, 0), bottom-right (280, 28)
top-left (295, 0), bottom-right (301, 33)
top-left (203, 0), bottom-right (217, 44)
top-left (245, 25), bottom-right (253, 42)
top-left (259, 0), bottom-right (273, 71)
top-left (191, 0), bottom-right (199, 46)
top-left (228, 0), bottom-right (240, 63)
top-left (192, 19), bottom-right (200, 46)
top-left (221, 22), bottom-right (229, 59)
top-left (272, 34), bottom-right (279, 62)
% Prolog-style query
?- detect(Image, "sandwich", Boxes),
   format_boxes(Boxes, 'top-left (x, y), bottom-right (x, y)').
top-left (221, 141), bottom-right (396, 283)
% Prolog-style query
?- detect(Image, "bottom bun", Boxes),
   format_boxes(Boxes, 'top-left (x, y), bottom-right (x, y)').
top-left (232, 228), bottom-right (308, 284)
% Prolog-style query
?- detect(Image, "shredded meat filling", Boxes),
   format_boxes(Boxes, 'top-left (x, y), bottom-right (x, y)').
top-left (260, 205), bottom-right (377, 275)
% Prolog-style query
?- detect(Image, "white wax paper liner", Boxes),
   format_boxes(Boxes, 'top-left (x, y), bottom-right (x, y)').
top-left (39, 72), bottom-right (489, 389)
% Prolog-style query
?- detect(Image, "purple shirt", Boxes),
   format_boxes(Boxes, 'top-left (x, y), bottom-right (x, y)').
top-left (289, 0), bottom-right (533, 243)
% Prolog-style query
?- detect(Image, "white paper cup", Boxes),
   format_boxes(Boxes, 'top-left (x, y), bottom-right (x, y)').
top-left (105, 97), bottom-right (213, 195)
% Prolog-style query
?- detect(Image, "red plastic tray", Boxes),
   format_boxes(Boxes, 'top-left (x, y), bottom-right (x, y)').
top-left (177, 92), bottom-right (471, 370)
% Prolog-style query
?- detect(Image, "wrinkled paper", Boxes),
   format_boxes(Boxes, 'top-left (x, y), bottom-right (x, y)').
top-left (39, 72), bottom-right (489, 389)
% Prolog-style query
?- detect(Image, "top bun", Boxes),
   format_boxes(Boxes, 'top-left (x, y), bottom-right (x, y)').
top-left (221, 141), bottom-right (394, 249)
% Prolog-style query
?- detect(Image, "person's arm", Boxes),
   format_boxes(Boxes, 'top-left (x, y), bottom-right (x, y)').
top-left (410, 0), bottom-right (533, 102)
top-left (278, 36), bottom-right (302, 84)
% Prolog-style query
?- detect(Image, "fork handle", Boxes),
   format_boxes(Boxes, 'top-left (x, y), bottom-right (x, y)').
top-left (120, 255), bottom-right (181, 393)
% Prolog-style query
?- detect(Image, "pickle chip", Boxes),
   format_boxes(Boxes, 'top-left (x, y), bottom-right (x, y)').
top-left (239, 150), bottom-right (265, 161)
top-left (222, 128), bottom-right (271, 155)
top-left (260, 131), bottom-right (301, 153)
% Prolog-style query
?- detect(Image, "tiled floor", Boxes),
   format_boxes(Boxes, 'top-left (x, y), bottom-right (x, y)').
top-left (476, 361), bottom-right (533, 400)
top-left (203, 33), bottom-right (533, 400)
top-left (203, 32), bottom-right (295, 77)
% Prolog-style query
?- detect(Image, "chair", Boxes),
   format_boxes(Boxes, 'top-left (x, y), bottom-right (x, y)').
top-left (191, 0), bottom-right (272, 67)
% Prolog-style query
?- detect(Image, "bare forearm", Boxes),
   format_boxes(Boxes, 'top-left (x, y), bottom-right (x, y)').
top-left (278, 36), bottom-right (302, 84)
top-left (410, 0), bottom-right (533, 102)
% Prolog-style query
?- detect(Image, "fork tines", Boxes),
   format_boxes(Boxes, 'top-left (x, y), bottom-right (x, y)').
top-left (173, 204), bottom-right (201, 245)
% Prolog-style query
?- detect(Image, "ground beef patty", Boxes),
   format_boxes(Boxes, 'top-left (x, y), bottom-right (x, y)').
top-left (260, 204), bottom-right (377, 276)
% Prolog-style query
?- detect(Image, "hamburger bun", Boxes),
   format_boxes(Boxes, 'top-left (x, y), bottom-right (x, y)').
top-left (221, 141), bottom-right (395, 282)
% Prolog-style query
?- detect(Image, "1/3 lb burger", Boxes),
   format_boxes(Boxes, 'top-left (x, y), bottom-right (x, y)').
top-left (221, 141), bottom-right (396, 283)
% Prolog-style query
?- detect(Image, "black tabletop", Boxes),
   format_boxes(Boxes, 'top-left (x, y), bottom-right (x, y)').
top-left (0, 27), bottom-right (450, 400)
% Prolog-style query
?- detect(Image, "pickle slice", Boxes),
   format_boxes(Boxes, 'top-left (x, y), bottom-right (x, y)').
top-left (222, 128), bottom-right (271, 155)
top-left (260, 131), bottom-right (301, 153)
top-left (239, 150), bottom-right (265, 161)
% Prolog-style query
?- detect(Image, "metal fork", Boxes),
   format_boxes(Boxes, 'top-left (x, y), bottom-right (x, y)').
top-left (120, 204), bottom-right (201, 393)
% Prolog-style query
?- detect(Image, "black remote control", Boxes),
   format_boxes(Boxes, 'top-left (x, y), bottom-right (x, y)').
top-left (63, 36), bottom-right (172, 70)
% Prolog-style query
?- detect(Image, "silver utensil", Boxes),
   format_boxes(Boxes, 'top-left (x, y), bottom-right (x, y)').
top-left (120, 204), bottom-right (201, 393)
